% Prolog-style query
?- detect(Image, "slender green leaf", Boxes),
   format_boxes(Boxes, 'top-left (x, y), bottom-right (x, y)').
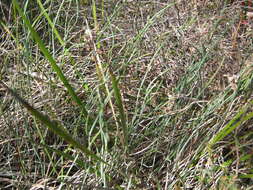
top-left (239, 174), bottom-right (253, 179)
top-left (12, 0), bottom-right (88, 116)
top-left (39, 142), bottom-right (94, 171)
top-left (36, 0), bottom-right (65, 46)
top-left (208, 100), bottom-right (253, 147)
top-left (109, 68), bottom-right (128, 149)
top-left (0, 81), bottom-right (107, 164)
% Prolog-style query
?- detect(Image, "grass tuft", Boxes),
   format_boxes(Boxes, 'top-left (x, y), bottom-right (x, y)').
top-left (1, 0), bottom-right (253, 189)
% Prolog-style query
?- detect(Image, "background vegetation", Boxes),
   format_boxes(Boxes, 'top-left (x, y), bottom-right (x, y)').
top-left (0, 0), bottom-right (253, 189)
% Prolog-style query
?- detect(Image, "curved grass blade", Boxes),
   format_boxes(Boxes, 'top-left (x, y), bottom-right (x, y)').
top-left (0, 81), bottom-right (106, 164)
top-left (12, 0), bottom-right (88, 116)
top-left (109, 68), bottom-right (128, 150)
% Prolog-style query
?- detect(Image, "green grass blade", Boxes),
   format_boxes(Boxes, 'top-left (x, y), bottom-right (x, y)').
top-left (91, 0), bottom-right (100, 48)
top-left (0, 81), bottom-right (106, 164)
top-left (109, 68), bottom-right (128, 149)
top-left (208, 100), bottom-right (253, 148)
top-left (12, 0), bottom-right (88, 116)
top-left (92, 0), bottom-right (98, 31)
top-left (36, 0), bottom-right (65, 46)
top-left (42, 141), bottom-right (112, 185)
top-left (38, 142), bottom-right (95, 172)
top-left (239, 174), bottom-right (253, 179)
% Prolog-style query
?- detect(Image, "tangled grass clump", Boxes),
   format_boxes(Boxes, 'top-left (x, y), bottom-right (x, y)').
top-left (0, 0), bottom-right (253, 189)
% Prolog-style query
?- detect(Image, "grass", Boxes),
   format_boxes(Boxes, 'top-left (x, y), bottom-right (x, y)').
top-left (0, 0), bottom-right (253, 189)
